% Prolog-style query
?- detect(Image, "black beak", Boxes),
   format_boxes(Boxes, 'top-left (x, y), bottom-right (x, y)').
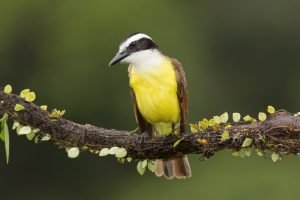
top-left (109, 51), bottom-right (130, 67)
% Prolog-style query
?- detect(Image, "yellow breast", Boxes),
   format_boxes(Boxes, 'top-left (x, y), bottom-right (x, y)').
top-left (129, 60), bottom-right (180, 125)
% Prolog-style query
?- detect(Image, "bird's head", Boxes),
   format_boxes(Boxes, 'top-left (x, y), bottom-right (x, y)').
top-left (109, 32), bottom-right (161, 67)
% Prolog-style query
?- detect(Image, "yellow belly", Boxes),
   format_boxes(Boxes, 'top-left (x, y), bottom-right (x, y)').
top-left (129, 60), bottom-right (180, 131)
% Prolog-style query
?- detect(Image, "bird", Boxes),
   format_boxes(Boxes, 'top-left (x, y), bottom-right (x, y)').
top-left (109, 32), bottom-right (191, 179)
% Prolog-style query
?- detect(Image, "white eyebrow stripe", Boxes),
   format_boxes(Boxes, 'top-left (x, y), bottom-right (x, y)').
top-left (119, 33), bottom-right (152, 52)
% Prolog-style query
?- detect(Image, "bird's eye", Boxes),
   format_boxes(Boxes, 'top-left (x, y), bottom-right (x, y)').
top-left (130, 41), bottom-right (137, 47)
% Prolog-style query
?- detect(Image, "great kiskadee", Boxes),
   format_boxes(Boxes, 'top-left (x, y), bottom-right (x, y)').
top-left (109, 32), bottom-right (191, 179)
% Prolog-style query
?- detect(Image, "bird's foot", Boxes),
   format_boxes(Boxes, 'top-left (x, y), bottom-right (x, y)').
top-left (137, 131), bottom-right (150, 144)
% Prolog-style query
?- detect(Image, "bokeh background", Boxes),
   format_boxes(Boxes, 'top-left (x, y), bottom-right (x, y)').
top-left (1, 0), bottom-right (300, 200)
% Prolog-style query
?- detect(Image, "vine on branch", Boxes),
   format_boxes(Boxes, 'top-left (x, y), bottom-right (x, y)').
top-left (1, 85), bottom-right (300, 175)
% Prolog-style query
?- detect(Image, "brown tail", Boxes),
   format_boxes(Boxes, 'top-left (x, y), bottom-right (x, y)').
top-left (155, 155), bottom-right (191, 179)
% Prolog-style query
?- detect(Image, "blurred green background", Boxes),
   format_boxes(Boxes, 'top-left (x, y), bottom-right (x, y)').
top-left (1, 0), bottom-right (300, 200)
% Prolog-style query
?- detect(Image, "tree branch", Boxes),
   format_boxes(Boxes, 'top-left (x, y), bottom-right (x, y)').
top-left (1, 90), bottom-right (300, 159)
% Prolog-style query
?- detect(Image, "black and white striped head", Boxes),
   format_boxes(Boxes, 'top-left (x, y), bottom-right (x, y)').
top-left (109, 33), bottom-right (160, 67)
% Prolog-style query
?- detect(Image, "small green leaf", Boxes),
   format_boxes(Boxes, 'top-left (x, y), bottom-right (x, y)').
top-left (237, 148), bottom-right (252, 158)
top-left (115, 148), bottom-right (127, 158)
top-left (26, 131), bottom-right (35, 141)
top-left (49, 109), bottom-right (66, 118)
top-left (60, 110), bottom-right (66, 116)
top-left (126, 157), bottom-right (133, 162)
top-left (40, 105), bottom-right (48, 111)
top-left (232, 151), bottom-right (239, 157)
top-left (20, 89), bottom-right (30, 98)
top-left (137, 161), bottom-right (146, 175)
top-left (18, 126), bottom-right (32, 135)
top-left (12, 121), bottom-right (20, 130)
top-left (220, 112), bottom-right (229, 123)
top-left (213, 124), bottom-right (220, 131)
top-left (189, 123), bottom-right (198, 133)
top-left (267, 106), bottom-right (275, 114)
top-left (256, 149), bottom-right (264, 157)
top-left (258, 112), bottom-right (267, 121)
top-left (242, 148), bottom-right (252, 157)
top-left (25, 92), bottom-right (36, 102)
top-left (173, 138), bottom-right (184, 147)
top-left (33, 128), bottom-right (40, 133)
top-left (2, 118), bottom-right (9, 163)
top-left (67, 147), bottom-right (80, 158)
top-left (198, 118), bottom-right (209, 130)
top-left (34, 135), bottom-right (40, 144)
top-left (4, 84), bottom-right (12, 94)
top-left (224, 124), bottom-right (232, 129)
top-left (242, 138), bottom-right (252, 147)
top-left (99, 148), bottom-right (110, 156)
top-left (14, 104), bottom-right (25, 111)
top-left (16, 124), bottom-right (22, 134)
top-left (41, 134), bottom-right (51, 141)
top-left (271, 152), bottom-right (280, 162)
top-left (232, 113), bottom-right (241, 122)
top-left (243, 115), bottom-right (254, 122)
top-left (147, 161), bottom-right (156, 173)
top-left (142, 160), bottom-right (148, 168)
top-left (213, 116), bottom-right (221, 124)
top-left (109, 147), bottom-right (119, 155)
top-left (221, 130), bottom-right (229, 140)
top-left (208, 119), bottom-right (216, 126)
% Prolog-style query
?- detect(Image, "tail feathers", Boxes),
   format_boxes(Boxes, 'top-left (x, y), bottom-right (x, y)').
top-left (155, 155), bottom-right (191, 180)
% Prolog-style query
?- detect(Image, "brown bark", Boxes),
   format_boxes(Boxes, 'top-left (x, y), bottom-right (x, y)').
top-left (1, 90), bottom-right (300, 159)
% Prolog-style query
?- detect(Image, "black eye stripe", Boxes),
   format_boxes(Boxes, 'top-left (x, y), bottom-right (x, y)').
top-left (126, 38), bottom-right (159, 53)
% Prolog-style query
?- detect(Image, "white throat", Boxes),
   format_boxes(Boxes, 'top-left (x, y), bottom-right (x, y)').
top-left (122, 49), bottom-right (165, 70)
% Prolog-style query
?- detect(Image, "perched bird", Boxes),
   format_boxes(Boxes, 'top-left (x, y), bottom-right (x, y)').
top-left (109, 32), bottom-right (191, 179)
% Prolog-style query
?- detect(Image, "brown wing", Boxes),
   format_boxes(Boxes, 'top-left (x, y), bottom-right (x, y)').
top-left (128, 65), bottom-right (152, 133)
top-left (171, 58), bottom-right (189, 133)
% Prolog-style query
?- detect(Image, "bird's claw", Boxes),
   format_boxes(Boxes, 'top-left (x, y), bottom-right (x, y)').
top-left (137, 131), bottom-right (150, 144)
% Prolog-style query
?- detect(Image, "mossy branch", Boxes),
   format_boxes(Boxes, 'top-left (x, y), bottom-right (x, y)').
top-left (1, 90), bottom-right (300, 160)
